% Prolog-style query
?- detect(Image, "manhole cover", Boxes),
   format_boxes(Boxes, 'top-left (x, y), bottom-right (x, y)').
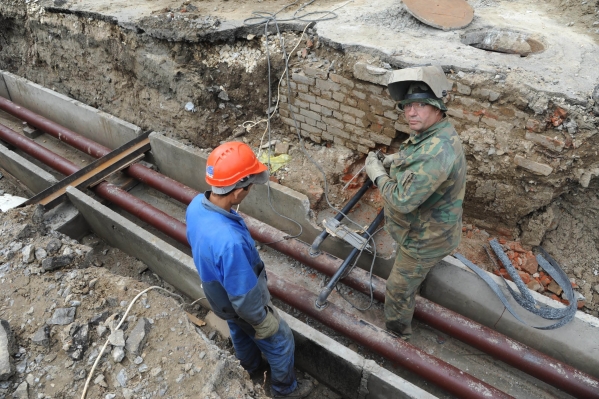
top-left (403, 0), bottom-right (474, 31)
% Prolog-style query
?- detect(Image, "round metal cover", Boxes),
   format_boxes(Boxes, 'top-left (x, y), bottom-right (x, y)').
top-left (403, 0), bottom-right (474, 31)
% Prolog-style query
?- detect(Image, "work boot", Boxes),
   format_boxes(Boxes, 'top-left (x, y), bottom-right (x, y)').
top-left (385, 321), bottom-right (412, 341)
top-left (273, 380), bottom-right (314, 398)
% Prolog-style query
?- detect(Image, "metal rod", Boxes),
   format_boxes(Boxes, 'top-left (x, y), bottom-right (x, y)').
top-left (7, 101), bottom-right (599, 397)
top-left (309, 178), bottom-right (373, 256)
top-left (315, 209), bottom-right (384, 308)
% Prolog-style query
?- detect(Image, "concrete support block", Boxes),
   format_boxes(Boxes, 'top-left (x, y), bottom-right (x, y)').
top-left (23, 126), bottom-right (43, 139)
top-left (422, 256), bottom-right (599, 379)
top-left (65, 186), bottom-right (204, 301)
top-left (0, 70), bottom-right (141, 150)
top-left (353, 63), bottom-right (391, 86)
top-left (0, 142), bottom-right (58, 194)
top-left (0, 319), bottom-right (16, 381)
top-left (44, 202), bottom-right (91, 241)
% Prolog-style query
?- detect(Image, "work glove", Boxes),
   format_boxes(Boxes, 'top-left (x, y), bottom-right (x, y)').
top-left (253, 307), bottom-right (280, 340)
top-left (365, 152), bottom-right (388, 185)
top-left (382, 152), bottom-right (400, 169)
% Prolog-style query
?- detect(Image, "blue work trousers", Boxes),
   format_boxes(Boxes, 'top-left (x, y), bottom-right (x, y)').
top-left (228, 317), bottom-right (297, 396)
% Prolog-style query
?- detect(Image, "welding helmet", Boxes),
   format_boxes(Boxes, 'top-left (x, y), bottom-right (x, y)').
top-left (388, 65), bottom-right (451, 111)
top-left (206, 142), bottom-right (269, 194)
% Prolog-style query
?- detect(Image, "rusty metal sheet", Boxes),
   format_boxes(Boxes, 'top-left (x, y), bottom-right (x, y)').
top-left (403, 0), bottom-right (474, 31)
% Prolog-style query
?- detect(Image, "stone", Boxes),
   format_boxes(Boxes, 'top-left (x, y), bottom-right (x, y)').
top-left (352, 62), bottom-right (390, 86)
top-left (46, 239), bottom-right (62, 254)
top-left (94, 373), bottom-right (108, 387)
top-left (16, 224), bottom-right (35, 239)
top-left (125, 318), bottom-right (151, 356)
top-left (525, 132), bottom-right (564, 153)
top-left (12, 381), bottom-right (28, 399)
top-left (526, 280), bottom-right (542, 292)
top-left (34, 248), bottom-right (47, 261)
top-left (0, 320), bottom-right (16, 381)
top-left (47, 307), bottom-right (76, 326)
top-left (593, 285), bottom-right (599, 295)
top-left (514, 155), bottom-right (553, 176)
top-left (21, 245), bottom-right (35, 264)
top-left (67, 323), bottom-right (89, 360)
top-left (108, 331), bottom-right (126, 347)
top-left (42, 255), bottom-right (74, 272)
top-left (90, 311), bottom-right (111, 326)
top-left (112, 347), bottom-right (125, 363)
top-left (547, 280), bottom-right (563, 296)
top-left (520, 252), bottom-right (539, 275)
top-left (274, 141), bottom-right (290, 155)
top-left (116, 368), bottom-right (128, 387)
top-left (31, 326), bottom-right (50, 347)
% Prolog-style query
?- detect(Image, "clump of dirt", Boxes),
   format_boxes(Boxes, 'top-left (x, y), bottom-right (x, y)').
top-left (0, 205), bottom-right (264, 399)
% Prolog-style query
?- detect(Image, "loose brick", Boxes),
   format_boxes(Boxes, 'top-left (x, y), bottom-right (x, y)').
top-left (352, 90), bottom-right (367, 100)
top-left (340, 104), bottom-right (366, 118)
top-left (357, 145), bottom-right (370, 154)
top-left (316, 98), bottom-right (340, 110)
top-left (303, 116), bottom-right (318, 127)
top-left (332, 92), bottom-right (346, 102)
top-left (383, 110), bottom-right (399, 120)
top-left (297, 83), bottom-right (309, 93)
top-left (514, 155), bottom-right (553, 176)
top-left (299, 108), bottom-right (321, 122)
top-left (456, 82), bottom-right (472, 95)
top-left (330, 73), bottom-right (355, 89)
top-left (292, 73), bottom-right (315, 86)
top-left (323, 116), bottom-right (344, 129)
top-left (342, 114), bottom-right (356, 125)
top-left (298, 93), bottom-right (316, 103)
top-left (315, 78), bottom-right (341, 92)
top-left (525, 132), bottom-right (564, 153)
top-left (310, 134), bottom-right (322, 144)
top-left (304, 66), bottom-right (329, 80)
top-left (327, 126), bottom-right (350, 139)
top-left (344, 140), bottom-right (356, 150)
top-left (370, 132), bottom-right (393, 146)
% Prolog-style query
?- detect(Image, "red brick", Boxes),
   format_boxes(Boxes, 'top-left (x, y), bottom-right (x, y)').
top-left (518, 271), bottom-right (531, 284)
top-left (521, 252), bottom-right (538, 275)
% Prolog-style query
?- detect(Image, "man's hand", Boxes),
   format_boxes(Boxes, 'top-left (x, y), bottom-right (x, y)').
top-left (253, 308), bottom-right (280, 340)
top-left (365, 152), bottom-right (388, 185)
top-left (382, 152), bottom-right (400, 169)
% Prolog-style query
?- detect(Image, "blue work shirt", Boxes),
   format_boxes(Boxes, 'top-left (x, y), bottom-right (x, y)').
top-left (186, 192), bottom-right (269, 325)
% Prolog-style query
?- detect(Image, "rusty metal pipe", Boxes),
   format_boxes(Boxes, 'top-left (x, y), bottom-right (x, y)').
top-left (0, 123), bottom-right (80, 176)
top-left (7, 101), bottom-right (598, 397)
top-left (0, 97), bottom-right (112, 159)
top-left (268, 273), bottom-right (513, 399)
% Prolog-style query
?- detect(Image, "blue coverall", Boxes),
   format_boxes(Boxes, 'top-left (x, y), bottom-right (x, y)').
top-left (186, 192), bottom-right (298, 396)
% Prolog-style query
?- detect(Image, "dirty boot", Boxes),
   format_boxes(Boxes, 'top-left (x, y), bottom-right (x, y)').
top-left (273, 380), bottom-right (314, 398)
top-left (386, 320), bottom-right (412, 341)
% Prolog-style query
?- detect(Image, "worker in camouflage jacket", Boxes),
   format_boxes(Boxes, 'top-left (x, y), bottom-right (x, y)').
top-left (365, 66), bottom-right (467, 340)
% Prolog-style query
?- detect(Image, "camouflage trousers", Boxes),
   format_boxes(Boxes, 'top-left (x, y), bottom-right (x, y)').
top-left (384, 249), bottom-right (444, 337)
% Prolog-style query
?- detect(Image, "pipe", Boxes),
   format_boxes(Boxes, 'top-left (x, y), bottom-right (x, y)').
top-left (309, 178), bottom-right (373, 256)
top-left (246, 216), bottom-right (599, 397)
top-left (6, 101), bottom-right (599, 397)
top-left (268, 273), bottom-right (513, 399)
top-left (315, 209), bottom-right (384, 309)
top-left (0, 123), bottom-right (80, 176)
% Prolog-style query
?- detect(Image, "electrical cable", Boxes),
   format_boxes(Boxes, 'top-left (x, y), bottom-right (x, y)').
top-left (80, 286), bottom-right (187, 399)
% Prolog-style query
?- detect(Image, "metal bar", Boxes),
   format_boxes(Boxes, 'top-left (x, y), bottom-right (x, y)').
top-left (0, 123), bottom-right (79, 177)
top-left (21, 136), bottom-right (151, 209)
top-left (315, 209), bottom-right (384, 308)
top-left (268, 273), bottom-right (513, 399)
top-left (309, 178), bottom-right (373, 256)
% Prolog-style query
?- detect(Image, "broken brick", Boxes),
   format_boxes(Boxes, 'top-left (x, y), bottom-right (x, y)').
top-left (521, 252), bottom-right (538, 275)
top-left (577, 301), bottom-right (585, 309)
top-left (518, 271), bottom-right (531, 284)
top-left (547, 280), bottom-right (563, 296)
top-left (527, 280), bottom-right (542, 292)
top-left (540, 275), bottom-right (552, 287)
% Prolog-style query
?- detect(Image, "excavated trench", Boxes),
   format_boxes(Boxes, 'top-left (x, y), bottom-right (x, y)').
top-left (1, 1), bottom-right (599, 398)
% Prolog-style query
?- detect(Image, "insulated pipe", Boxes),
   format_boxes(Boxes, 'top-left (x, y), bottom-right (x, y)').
top-left (7, 101), bottom-right (599, 397)
top-left (309, 178), bottom-right (373, 256)
top-left (268, 273), bottom-right (513, 399)
top-left (0, 123), bottom-right (80, 176)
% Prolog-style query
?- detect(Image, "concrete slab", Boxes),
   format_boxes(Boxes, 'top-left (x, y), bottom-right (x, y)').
top-left (0, 70), bottom-right (142, 149)
top-left (0, 74), bottom-right (9, 100)
top-left (0, 142), bottom-right (58, 194)
top-left (65, 186), bottom-right (205, 302)
top-left (422, 255), bottom-right (599, 379)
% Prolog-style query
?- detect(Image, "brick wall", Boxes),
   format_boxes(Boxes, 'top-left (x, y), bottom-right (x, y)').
top-left (278, 67), bottom-right (407, 154)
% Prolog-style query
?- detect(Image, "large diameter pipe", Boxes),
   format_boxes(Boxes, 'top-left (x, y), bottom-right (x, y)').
top-left (0, 123), bottom-right (79, 176)
top-left (243, 214), bottom-right (599, 398)
top-left (268, 273), bottom-right (513, 399)
top-left (0, 97), bottom-right (112, 159)
top-left (8, 100), bottom-right (598, 397)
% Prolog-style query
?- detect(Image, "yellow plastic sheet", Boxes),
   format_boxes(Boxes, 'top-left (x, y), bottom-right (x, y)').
top-left (258, 153), bottom-right (291, 173)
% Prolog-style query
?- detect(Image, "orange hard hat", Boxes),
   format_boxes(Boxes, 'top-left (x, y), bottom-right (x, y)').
top-left (206, 142), bottom-right (267, 188)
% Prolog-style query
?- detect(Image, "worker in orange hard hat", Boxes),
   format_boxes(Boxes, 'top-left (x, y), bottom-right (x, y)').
top-left (186, 142), bottom-right (314, 399)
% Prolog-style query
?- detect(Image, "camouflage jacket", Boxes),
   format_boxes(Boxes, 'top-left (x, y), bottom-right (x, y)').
top-left (377, 118), bottom-right (466, 259)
